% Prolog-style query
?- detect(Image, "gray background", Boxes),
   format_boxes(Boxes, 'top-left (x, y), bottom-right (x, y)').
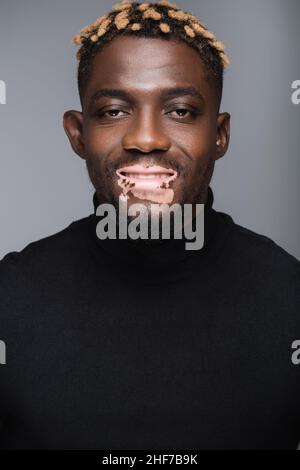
top-left (0, 0), bottom-right (299, 260)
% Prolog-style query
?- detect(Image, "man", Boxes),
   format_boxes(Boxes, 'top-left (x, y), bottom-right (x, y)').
top-left (0, 0), bottom-right (299, 449)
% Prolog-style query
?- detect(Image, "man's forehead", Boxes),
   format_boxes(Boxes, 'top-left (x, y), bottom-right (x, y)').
top-left (87, 36), bottom-right (208, 97)
top-left (90, 35), bottom-right (205, 78)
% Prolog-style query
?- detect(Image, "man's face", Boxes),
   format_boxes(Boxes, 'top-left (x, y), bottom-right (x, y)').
top-left (64, 36), bottom-right (230, 210)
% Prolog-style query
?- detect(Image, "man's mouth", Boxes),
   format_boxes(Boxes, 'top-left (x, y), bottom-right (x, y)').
top-left (115, 164), bottom-right (178, 204)
top-left (116, 164), bottom-right (178, 187)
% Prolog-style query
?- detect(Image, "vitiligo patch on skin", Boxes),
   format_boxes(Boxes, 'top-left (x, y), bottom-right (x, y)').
top-left (131, 187), bottom-right (174, 204)
top-left (116, 164), bottom-right (178, 203)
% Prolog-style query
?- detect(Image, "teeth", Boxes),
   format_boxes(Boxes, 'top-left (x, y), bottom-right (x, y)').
top-left (125, 173), bottom-right (169, 179)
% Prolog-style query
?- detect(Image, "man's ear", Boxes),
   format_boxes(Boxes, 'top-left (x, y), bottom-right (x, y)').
top-left (215, 112), bottom-right (231, 161)
top-left (63, 110), bottom-right (86, 160)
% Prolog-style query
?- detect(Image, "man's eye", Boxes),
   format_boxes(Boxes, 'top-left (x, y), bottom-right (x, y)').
top-left (167, 108), bottom-right (197, 119)
top-left (97, 109), bottom-right (127, 118)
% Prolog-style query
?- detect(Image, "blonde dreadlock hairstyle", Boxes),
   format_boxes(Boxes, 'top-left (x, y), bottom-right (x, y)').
top-left (72, 0), bottom-right (229, 105)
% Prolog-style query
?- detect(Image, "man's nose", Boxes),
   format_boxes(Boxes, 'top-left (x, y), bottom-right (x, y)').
top-left (122, 110), bottom-right (171, 153)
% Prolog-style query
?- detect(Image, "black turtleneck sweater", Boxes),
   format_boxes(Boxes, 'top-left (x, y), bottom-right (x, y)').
top-left (0, 187), bottom-right (299, 450)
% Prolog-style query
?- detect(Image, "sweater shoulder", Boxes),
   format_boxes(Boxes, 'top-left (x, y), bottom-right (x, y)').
top-left (0, 215), bottom-right (92, 279)
top-left (231, 221), bottom-right (300, 268)
top-left (219, 216), bottom-right (300, 294)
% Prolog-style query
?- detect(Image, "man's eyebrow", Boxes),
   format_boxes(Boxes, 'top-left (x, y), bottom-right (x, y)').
top-left (89, 86), bottom-right (204, 105)
top-left (162, 86), bottom-right (204, 101)
top-left (90, 89), bottom-right (131, 104)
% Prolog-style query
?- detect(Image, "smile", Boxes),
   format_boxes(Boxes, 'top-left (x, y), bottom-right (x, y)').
top-left (116, 164), bottom-right (178, 187)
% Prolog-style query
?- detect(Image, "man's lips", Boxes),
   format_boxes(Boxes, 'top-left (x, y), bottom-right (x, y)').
top-left (116, 164), bottom-right (178, 186)
top-left (115, 164), bottom-right (178, 203)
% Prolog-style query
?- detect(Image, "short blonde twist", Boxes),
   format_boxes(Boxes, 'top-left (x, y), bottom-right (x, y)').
top-left (138, 3), bottom-right (150, 11)
top-left (112, 1), bottom-right (133, 12)
top-left (168, 9), bottom-right (188, 21)
top-left (131, 22), bottom-right (142, 31)
top-left (94, 15), bottom-right (109, 27)
top-left (114, 10), bottom-right (130, 29)
top-left (184, 25), bottom-right (195, 38)
top-left (158, 0), bottom-right (179, 8)
top-left (143, 7), bottom-right (162, 20)
top-left (159, 22), bottom-right (171, 33)
top-left (72, 1), bottom-right (230, 69)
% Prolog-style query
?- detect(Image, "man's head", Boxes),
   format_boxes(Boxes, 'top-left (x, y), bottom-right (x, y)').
top-left (64, 0), bottom-right (230, 212)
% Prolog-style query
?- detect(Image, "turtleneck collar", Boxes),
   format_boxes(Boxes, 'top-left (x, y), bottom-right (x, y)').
top-left (87, 187), bottom-right (221, 285)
